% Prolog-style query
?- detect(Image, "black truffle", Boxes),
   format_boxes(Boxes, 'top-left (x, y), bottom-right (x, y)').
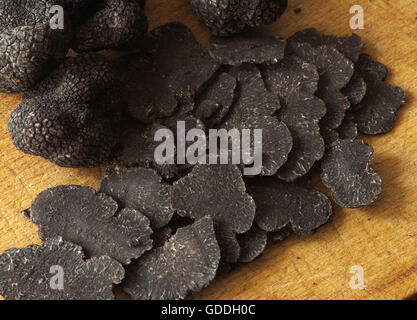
top-left (246, 177), bottom-right (333, 234)
top-left (171, 165), bottom-right (256, 262)
top-left (0, 0), bottom-right (72, 93)
top-left (354, 54), bottom-right (406, 134)
top-left (190, 0), bottom-right (288, 36)
top-left (99, 167), bottom-right (174, 229)
top-left (321, 139), bottom-right (382, 208)
top-left (72, 0), bottom-right (148, 52)
top-left (25, 185), bottom-right (153, 265)
top-left (0, 237), bottom-right (124, 300)
top-left (262, 56), bottom-right (326, 182)
top-left (8, 53), bottom-right (123, 168)
top-left (123, 217), bottom-right (220, 300)
top-left (209, 33), bottom-right (286, 66)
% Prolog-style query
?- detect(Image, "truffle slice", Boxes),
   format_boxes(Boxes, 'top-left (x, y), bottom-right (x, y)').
top-left (99, 167), bottom-right (174, 229)
top-left (190, 0), bottom-right (288, 37)
top-left (0, 237), bottom-right (124, 300)
top-left (172, 165), bottom-right (256, 262)
top-left (262, 56), bottom-right (326, 181)
top-left (73, 0), bottom-right (148, 52)
top-left (195, 72), bottom-right (237, 128)
top-left (321, 139), bottom-right (382, 208)
top-left (25, 185), bottom-right (153, 264)
top-left (209, 33), bottom-right (286, 66)
top-left (289, 28), bottom-right (363, 62)
top-left (121, 23), bottom-right (220, 123)
top-left (286, 41), bottom-right (354, 144)
top-left (237, 225), bottom-right (268, 263)
top-left (223, 64), bottom-right (293, 176)
top-left (8, 53), bottom-right (122, 168)
top-left (0, 0), bottom-right (72, 93)
top-left (354, 54), bottom-right (406, 135)
top-left (246, 177), bottom-right (333, 234)
top-left (123, 217), bottom-right (220, 300)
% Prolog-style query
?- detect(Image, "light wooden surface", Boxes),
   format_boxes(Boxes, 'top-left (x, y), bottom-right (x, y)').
top-left (1, 0), bottom-right (416, 300)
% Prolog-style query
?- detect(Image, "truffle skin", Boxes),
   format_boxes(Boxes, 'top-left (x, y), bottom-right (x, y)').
top-left (246, 177), bottom-right (333, 234)
top-left (262, 56), bottom-right (326, 182)
top-left (0, 237), bottom-right (125, 300)
top-left (0, 0), bottom-right (72, 93)
top-left (73, 0), bottom-right (148, 52)
top-left (25, 185), bottom-right (153, 265)
top-left (98, 167), bottom-right (174, 229)
top-left (190, 0), bottom-right (288, 37)
top-left (123, 217), bottom-right (221, 300)
top-left (8, 53), bottom-right (123, 168)
top-left (209, 33), bottom-right (286, 66)
top-left (224, 64), bottom-right (293, 176)
top-left (354, 54), bottom-right (406, 134)
top-left (321, 139), bottom-right (382, 208)
top-left (120, 23), bottom-right (220, 123)
top-left (171, 165), bottom-right (256, 262)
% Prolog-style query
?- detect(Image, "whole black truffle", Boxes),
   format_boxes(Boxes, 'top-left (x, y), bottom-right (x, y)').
top-left (190, 0), bottom-right (288, 36)
top-left (8, 53), bottom-right (123, 168)
top-left (0, 0), bottom-right (72, 93)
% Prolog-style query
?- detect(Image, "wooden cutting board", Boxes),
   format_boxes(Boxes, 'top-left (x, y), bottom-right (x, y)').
top-left (0, 0), bottom-right (416, 300)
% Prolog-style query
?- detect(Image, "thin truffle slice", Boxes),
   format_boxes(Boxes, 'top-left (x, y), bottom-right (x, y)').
top-left (209, 33), bottom-right (286, 66)
top-left (25, 185), bottom-right (153, 264)
top-left (73, 0), bottom-right (148, 52)
top-left (121, 23), bottom-right (220, 123)
top-left (0, 0), bottom-right (72, 93)
top-left (99, 167), bottom-right (174, 229)
top-left (172, 165), bottom-right (256, 262)
top-left (190, 0), bottom-right (288, 37)
top-left (237, 225), bottom-right (268, 263)
top-left (195, 72), bottom-right (237, 128)
top-left (286, 41), bottom-right (354, 144)
top-left (262, 56), bottom-right (326, 181)
top-left (123, 217), bottom-right (220, 300)
top-left (8, 53), bottom-right (123, 168)
top-left (354, 54), bottom-right (406, 134)
top-left (223, 64), bottom-right (293, 176)
top-left (246, 177), bottom-right (333, 234)
top-left (321, 140), bottom-right (382, 208)
top-left (0, 237), bottom-right (124, 300)
top-left (289, 28), bottom-right (363, 62)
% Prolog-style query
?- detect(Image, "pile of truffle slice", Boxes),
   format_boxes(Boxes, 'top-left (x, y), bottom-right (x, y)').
top-left (0, 24), bottom-right (406, 300)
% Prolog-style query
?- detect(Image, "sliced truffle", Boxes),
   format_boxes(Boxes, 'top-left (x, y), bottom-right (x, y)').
top-left (120, 23), bottom-right (220, 123)
top-left (354, 54), bottom-right (406, 134)
top-left (246, 177), bottom-right (333, 234)
top-left (237, 225), bottom-right (268, 263)
top-left (289, 28), bottom-right (363, 62)
top-left (25, 185), bottom-right (153, 264)
top-left (190, 0), bottom-right (288, 37)
top-left (99, 167), bottom-right (174, 229)
top-left (209, 33), bottom-right (286, 66)
top-left (321, 139), bottom-right (382, 208)
top-left (286, 41), bottom-right (354, 144)
top-left (262, 56), bottom-right (326, 181)
top-left (195, 72), bottom-right (237, 128)
top-left (8, 53), bottom-right (123, 168)
top-left (0, 237), bottom-right (124, 300)
top-left (223, 64), bottom-right (293, 176)
top-left (337, 112), bottom-right (358, 140)
top-left (0, 0), bottom-right (72, 93)
top-left (171, 165), bottom-right (256, 262)
top-left (123, 217), bottom-right (220, 300)
top-left (73, 0), bottom-right (148, 52)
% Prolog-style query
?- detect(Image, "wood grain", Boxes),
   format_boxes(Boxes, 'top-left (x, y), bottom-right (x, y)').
top-left (0, 0), bottom-right (416, 300)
